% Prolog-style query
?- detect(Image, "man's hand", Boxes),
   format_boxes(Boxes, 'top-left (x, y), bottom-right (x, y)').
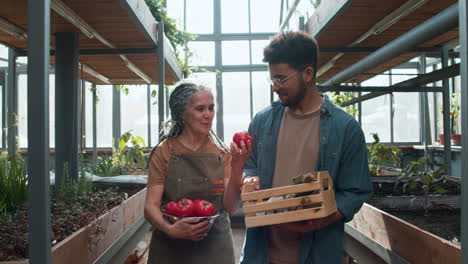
top-left (242, 176), bottom-right (260, 191)
top-left (281, 210), bottom-right (344, 233)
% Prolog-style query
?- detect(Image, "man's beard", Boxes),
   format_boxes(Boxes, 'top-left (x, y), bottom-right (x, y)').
top-left (280, 78), bottom-right (307, 108)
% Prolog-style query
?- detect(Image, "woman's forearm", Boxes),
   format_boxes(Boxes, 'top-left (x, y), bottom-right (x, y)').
top-left (222, 165), bottom-right (243, 215)
top-left (144, 203), bottom-right (174, 235)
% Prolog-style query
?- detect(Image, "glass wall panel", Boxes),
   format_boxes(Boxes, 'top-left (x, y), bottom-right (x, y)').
top-left (121, 85), bottom-right (149, 147)
top-left (85, 82), bottom-right (94, 148)
top-left (95, 85), bottom-right (113, 148)
top-left (167, 0), bottom-right (184, 29)
top-left (18, 74), bottom-right (27, 148)
top-left (252, 71), bottom-right (270, 114)
top-left (222, 41), bottom-right (249, 65)
top-left (222, 72), bottom-right (250, 142)
top-left (187, 0), bottom-right (213, 33)
top-left (221, 0), bottom-right (248, 33)
top-left (361, 74), bottom-right (391, 142)
top-left (188, 41), bottom-right (215, 66)
top-left (393, 92), bottom-right (420, 142)
top-left (150, 85), bottom-right (160, 147)
top-left (250, 0), bottom-right (281, 33)
top-left (251, 40), bottom-right (269, 65)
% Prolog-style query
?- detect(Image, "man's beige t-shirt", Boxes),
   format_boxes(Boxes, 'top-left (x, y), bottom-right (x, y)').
top-left (268, 107), bottom-right (321, 264)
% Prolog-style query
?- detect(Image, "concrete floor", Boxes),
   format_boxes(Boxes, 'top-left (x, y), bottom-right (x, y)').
top-left (232, 226), bottom-right (246, 263)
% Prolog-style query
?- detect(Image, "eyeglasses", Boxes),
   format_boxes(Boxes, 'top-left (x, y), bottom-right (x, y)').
top-left (267, 71), bottom-right (299, 87)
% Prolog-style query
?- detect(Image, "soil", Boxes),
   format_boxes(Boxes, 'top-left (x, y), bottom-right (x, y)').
top-left (370, 178), bottom-right (461, 245)
top-left (382, 209), bottom-right (461, 245)
top-left (0, 185), bottom-right (144, 261)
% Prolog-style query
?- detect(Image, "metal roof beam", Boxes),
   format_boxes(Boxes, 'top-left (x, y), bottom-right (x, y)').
top-left (340, 63), bottom-right (460, 106)
top-left (322, 4), bottom-right (459, 86)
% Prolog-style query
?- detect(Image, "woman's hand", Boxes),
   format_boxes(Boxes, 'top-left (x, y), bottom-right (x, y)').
top-left (229, 140), bottom-right (252, 168)
top-left (168, 218), bottom-right (211, 241)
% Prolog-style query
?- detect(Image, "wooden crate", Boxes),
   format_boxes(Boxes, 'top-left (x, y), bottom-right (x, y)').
top-left (241, 171), bottom-right (337, 228)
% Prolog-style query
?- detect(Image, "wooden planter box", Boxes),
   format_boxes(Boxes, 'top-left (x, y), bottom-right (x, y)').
top-left (241, 171), bottom-right (336, 228)
top-left (1, 188), bottom-right (147, 264)
top-left (347, 203), bottom-right (460, 264)
top-left (368, 194), bottom-right (461, 211)
top-left (51, 188), bottom-right (147, 264)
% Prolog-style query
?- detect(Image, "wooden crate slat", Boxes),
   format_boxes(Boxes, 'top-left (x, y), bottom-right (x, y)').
top-left (242, 193), bottom-right (324, 214)
top-left (245, 207), bottom-right (329, 228)
top-left (241, 171), bottom-right (337, 228)
top-left (241, 182), bottom-right (322, 201)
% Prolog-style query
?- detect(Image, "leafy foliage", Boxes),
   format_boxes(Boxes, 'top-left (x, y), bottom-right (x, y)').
top-left (89, 156), bottom-right (121, 176)
top-left (58, 162), bottom-right (93, 198)
top-left (367, 133), bottom-right (401, 175)
top-left (328, 91), bottom-right (359, 116)
top-left (144, 0), bottom-right (196, 76)
top-left (0, 153), bottom-right (28, 219)
top-left (394, 156), bottom-right (460, 212)
top-left (450, 92), bottom-right (460, 133)
top-left (112, 131), bottom-right (148, 170)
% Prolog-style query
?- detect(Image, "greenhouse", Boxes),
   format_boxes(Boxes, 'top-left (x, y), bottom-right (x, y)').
top-left (0, 0), bottom-right (467, 263)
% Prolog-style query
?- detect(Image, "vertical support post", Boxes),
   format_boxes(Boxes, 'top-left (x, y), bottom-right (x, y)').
top-left (27, 0), bottom-right (51, 263)
top-left (81, 79), bottom-right (86, 151)
top-left (147, 84), bottom-right (152, 147)
top-left (113, 84), bottom-right (121, 149)
top-left (389, 71), bottom-right (394, 143)
top-left (441, 44), bottom-right (452, 175)
top-left (459, 1), bottom-right (468, 263)
top-left (419, 55), bottom-right (431, 160)
top-left (7, 48), bottom-right (17, 156)
top-left (1, 69), bottom-right (7, 149)
top-left (214, 0), bottom-right (224, 140)
top-left (433, 65), bottom-right (439, 142)
top-left (248, 0), bottom-right (253, 121)
top-left (358, 91), bottom-right (362, 125)
top-left (157, 22), bottom-right (165, 138)
top-left (92, 83), bottom-right (97, 163)
top-left (55, 32), bottom-right (80, 185)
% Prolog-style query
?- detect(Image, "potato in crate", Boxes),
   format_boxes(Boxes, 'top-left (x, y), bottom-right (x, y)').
top-left (241, 171), bottom-right (337, 228)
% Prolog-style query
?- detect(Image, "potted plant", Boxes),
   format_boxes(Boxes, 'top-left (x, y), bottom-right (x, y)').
top-left (367, 134), bottom-right (401, 176)
top-left (450, 93), bottom-right (461, 145)
top-left (112, 131), bottom-right (148, 175)
top-left (438, 92), bottom-right (461, 145)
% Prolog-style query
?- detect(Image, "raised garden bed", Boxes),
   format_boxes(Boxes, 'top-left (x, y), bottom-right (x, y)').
top-left (0, 186), bottom-right (146, 263)
top-left (348, 203), bottom-right (461, 263)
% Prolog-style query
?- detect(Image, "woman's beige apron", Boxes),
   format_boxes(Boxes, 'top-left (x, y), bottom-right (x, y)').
top-left (147, 142), bottom-right (235, 264)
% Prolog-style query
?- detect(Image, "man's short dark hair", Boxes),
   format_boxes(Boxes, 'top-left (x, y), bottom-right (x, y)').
top-left (263, 31), bottom-right (319, 78)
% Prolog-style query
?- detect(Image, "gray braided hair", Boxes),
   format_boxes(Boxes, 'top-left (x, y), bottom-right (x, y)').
top-left (154, 81), bottom-right (227, 152)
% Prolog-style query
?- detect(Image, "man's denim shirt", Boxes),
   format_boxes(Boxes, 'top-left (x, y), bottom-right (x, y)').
top-left (240, 95), bottom-right (373, 264)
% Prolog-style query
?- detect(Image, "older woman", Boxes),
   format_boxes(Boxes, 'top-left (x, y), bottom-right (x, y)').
top-left (144, 81), bottom-right (251, 263)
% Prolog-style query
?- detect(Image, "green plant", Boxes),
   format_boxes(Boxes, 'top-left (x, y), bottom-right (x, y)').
top-left (0, 153), bottom-right (28, 219)
top-left (328, 92), bottom-right (359, 116)
top-left (367, 134), bottom-right (401, 175)
top-left (58, 162), bottom-right (93, 198)
top-left (450, 92), bottom-right (460, 134)
top-left (112, 131), bottom-right (147, 170)
top-left (116, 84), bottom-right (129, 95)
top-left (395, 156), bottom-right (453, 213)
top-left (90, 156), bottom-right (120, 176)
top-left (144, 0), bottom-right (196, 76)
top-left (438, 92), bottom-right (461, 134)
